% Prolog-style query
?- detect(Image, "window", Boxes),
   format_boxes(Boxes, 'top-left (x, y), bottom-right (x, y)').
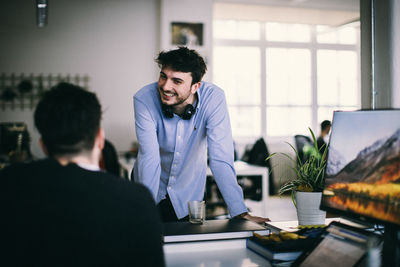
top-left (266, 47), bottom-right (312, 136)
top-left (214, 20), bottom-right (260, 40)
top-left (214, 46), bottom-right (261, 137)
top-left (213, 19), bottom-right (360, 138)
top-left (266, 23), bottom-right (311, 42)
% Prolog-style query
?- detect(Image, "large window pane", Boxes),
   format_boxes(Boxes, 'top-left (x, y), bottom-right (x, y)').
top-left (317, 25), bottom-right (357, 44)
top-left (266, 23), bottom-right (311, 42)
top-left (214, 46), bottom-right (261, 105)
top-left (317, 107), bottom-right (338, 125)
top-left (318, 106), bottom-right (358, 127)
top-left (338, 26), bottom-right (357, 44)
top-left (229, 106), bottom-right (261, 137)
top-left (317, 50), bottom-right (358, 107)
top-left (214, 20), bottom-right (260, 40)
top-left (266, 48), bottom-right (311, 105)
top-left (316, 25), bottom-right (337, 43)
top-left (213, 15), bottom-right (360, 139)
top-left (267, 107), bottom-right (311, 136)
top-left (317, 50), bottom-right (338, 105)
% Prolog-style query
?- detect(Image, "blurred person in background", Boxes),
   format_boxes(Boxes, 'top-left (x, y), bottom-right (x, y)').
top-left (317, 120), bottom-right (331, 153)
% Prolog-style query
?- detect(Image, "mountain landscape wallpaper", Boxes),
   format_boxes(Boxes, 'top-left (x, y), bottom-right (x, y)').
top-left (322, 111), bottom-right (400, 225)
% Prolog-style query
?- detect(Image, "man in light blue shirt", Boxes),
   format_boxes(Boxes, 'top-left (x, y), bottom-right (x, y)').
top-left (133, 47), bottom-right (269, 224)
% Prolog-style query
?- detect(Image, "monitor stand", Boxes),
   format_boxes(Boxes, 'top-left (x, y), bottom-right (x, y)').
top-left (382, 224), bottom-right (400, 266)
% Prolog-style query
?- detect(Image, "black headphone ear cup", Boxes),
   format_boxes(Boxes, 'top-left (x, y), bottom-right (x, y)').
top-left (162, 104), bottom-right (174, 118)
top-left (162, 104), bottom-right (195, 120)
top-left (181, 104), bottom-right (195, 120)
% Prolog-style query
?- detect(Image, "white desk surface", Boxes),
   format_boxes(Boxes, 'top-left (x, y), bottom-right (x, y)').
top-left (164, 239), bottom-right (272, 267)
top-left (206, 160), bottom-right (268, 176)
top-left (119, 159), bottom-right (268, 184)
top-left (164, 218), bottom-right (367, 267)
top-left (207, 161), bottom-right (269, 217)
top-left (120, 159), bottom-right (268, 178)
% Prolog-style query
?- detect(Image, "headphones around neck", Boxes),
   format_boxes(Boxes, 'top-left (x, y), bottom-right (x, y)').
top-left (162, 104), bottom-right (195, 120)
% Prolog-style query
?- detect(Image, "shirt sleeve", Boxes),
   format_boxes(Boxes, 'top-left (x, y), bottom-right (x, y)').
top-left (133, 96), bottom-right (161, 200)
top-left (206, 90), bottom-right (247, 217)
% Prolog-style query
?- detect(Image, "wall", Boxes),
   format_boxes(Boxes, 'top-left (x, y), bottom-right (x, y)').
top-left (160, 0), bottom-right (213, 81)
top-left (360, 0), bottom-right (400, 109)
top-left (391, 0), bottom-right (400, 108)
top-left (0, 0), bottom-right (160, 157)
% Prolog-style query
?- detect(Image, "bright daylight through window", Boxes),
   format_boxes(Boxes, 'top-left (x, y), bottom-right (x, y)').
top-left (213, 4), bottom-right (360, 139)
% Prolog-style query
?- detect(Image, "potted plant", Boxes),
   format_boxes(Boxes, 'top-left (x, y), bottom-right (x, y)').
top-left (267, 128), bottom-right (328, 225)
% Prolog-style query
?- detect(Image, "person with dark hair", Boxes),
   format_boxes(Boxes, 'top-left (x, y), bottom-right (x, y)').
top-left (317, 120), bottom-right (332, 152)
top-left (99, 139), bottom-right (122, 177)
top-left (133, 47), bottom-right (269, 224)
top-left (0, 83), bottom-right (165, 266)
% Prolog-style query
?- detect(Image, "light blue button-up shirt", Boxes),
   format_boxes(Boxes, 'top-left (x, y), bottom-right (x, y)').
top-left (133, 82), bottom-right (247, 219)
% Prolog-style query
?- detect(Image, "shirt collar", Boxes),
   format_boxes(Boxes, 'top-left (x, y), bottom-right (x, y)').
top-left (195, 82), bottom-right (203, 110)
top-left (77, 162), bottom-right (101, 171)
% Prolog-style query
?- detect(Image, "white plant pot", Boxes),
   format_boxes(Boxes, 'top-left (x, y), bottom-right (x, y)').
top-left (295, 191), bottom-right (326, 225)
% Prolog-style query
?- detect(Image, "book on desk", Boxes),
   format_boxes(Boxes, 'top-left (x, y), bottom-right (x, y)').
top-left (163, 218), bottom-right (269, 243)
top-left (246, 235), bottom-right (306, 262)
top-left (246, 227), bottom-right (326, 262)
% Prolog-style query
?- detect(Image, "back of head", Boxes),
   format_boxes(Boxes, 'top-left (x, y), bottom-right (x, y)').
top-left (321, 120), bottom-right (331, 132)
top-left (156, 46), bottom-right (207, 84)
top-left (34, 83), bottom-right (101, 158)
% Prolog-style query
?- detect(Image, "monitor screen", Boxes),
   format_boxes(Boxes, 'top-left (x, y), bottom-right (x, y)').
top-left (321, 110), bottom-right (400, 226)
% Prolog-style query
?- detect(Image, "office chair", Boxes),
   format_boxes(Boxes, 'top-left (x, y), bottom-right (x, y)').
top-left (100, 139), bottom-right (128, 178)
top-left (242, 137), bottom-right (275, 196)
top-left (294, 135), bottom-right (313, 164)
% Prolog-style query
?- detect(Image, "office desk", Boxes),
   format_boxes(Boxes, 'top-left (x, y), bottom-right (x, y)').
top-left (163, 219), bottom-right (271, 267)
top-left (207, 161), bottom-right (269, 217)
top-left (162, 219), bottom-right (369, 266)
top-left (164, 239), bottom-right (272, 267)
top-left (163, 219), bottom-right (358, 266)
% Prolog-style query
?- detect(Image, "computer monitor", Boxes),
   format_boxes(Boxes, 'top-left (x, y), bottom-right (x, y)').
top-left (320, 109), bottom-right (400, 266)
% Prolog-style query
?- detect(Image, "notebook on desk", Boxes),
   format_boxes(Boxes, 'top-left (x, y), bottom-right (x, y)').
top-left (264, 218), bottom-right (370, 233)
top-left (163, 218), bottom-right (269, 243)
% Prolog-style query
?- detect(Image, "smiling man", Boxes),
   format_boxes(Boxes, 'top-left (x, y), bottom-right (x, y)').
top-left (133, 47), bottom-right (269, 224)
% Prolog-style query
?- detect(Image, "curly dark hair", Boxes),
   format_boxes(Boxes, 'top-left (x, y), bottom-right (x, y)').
top-left (155, 46), bottom-right (207, 84)
top-left (34, 82), bottom-right (102, 157)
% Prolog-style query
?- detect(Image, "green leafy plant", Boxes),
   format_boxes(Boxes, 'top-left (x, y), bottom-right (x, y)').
top-left (266, 128), bottom-right (328, 206)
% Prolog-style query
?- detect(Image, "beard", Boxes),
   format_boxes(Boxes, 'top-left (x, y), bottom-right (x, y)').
top-left (159, 86), bottom-right (192, 107)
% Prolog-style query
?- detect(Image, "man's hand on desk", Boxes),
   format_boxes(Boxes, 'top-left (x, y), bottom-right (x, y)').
top-left (236, 212), bottom-right (271, 224)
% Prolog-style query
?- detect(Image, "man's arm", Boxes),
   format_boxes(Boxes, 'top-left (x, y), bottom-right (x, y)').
top-left (133, 97), bottom-right (161, 200)
top-left (235, 212), bottom-right (271, 224)
top-left (205, 89), bottom-right (247, 216)
top-left (206, 89), bottom-right (270, 224)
